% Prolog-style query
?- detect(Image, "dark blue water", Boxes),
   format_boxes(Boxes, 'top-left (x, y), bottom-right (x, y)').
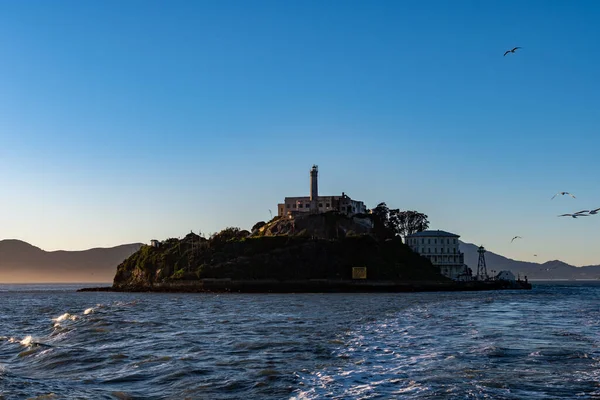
top-left (1, 282), bottom-right (599, 399)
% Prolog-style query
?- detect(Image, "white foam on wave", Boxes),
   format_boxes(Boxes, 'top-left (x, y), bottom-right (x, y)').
top-left (52, 313), bottom-right (78, 322)
top-left (20, 335), bottom-right (33, 346)
top-left (84, 303), bottom-right (104, 315)
top-left (114, 300), bottom-right (139, 307)
top-left (52, 312), bottom-right (79, 328)
top-left (8, 335), bottom-right (35, 346)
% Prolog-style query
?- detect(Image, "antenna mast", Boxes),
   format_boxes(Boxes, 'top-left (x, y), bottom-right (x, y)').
top-left (477, 246), bottom-right (488, 280)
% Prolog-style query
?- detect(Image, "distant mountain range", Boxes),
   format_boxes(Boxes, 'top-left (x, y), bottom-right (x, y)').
top-left (0, 240), bottom-right (143, 283)
top-left (460, 241), bottom-right (600, 280)
top-left (0, 238), bottom-right (597, 283)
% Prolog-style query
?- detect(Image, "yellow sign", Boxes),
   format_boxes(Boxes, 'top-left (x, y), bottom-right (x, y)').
top-left (352, 267), bottom-right (367, 279)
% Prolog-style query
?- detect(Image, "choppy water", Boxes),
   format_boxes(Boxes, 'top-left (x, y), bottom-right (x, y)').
top-left (1, 282), bottom-right (599, 399)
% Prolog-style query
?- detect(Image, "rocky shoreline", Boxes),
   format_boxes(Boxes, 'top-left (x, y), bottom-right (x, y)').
top-left (79, 278), bottom-right (532, 293)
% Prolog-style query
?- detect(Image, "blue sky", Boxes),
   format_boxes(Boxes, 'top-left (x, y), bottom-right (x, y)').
top-left (1, 0), bottom-right (600, 266)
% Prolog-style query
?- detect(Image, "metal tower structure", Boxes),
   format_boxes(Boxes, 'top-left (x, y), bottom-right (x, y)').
top-left (477, 246), bottom-right (488, 280)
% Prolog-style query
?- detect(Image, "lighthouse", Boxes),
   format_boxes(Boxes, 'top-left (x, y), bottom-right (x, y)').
top-left (310, 165), bottom-right (318, 212)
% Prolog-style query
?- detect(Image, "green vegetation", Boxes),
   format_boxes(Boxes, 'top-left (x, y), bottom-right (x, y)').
top-left (113, 210), bottom-right (445, 289)
top-left (370, 202), bottom-right (429, 240)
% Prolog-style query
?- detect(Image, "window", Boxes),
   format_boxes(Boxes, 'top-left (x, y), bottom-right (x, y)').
top-left (441, 248), bottom-right (444, 253)
top-left (421, 239), bottom-right (424, 244)
top-left (318, 203), bottom-right (323, 207)
top-left (428, 248), bottom-right (431, 253)
top-left (447, 239), bottom-right (450, 244)
top-left (293, 204), bottom-right (297, 209)
top-left (434, 239), bottom-right (437, 244)
top-left (421, 248), bottom-right (425, 253)
top-left (428, 239), bottom-right (431, 244)
top-left (326, 203), bottom-right (330, 207)
top-left (286, 204), bottom-right (290, 209)
top-left (454, 239), bottom-right (457, 244)
top-left (453, 248), bottom-right (456, 254)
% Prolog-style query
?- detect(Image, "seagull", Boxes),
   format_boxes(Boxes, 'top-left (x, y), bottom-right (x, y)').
top-left (574, 210), bottom-right (590, 215)
top-left (558, 213), bottom-right (589, 218)
top-left (551, 192), bottom-right (576, 200)
top-left (511, 236), bottom-right (522, 243)
top-left (534, 254), bottom-right (538, 257)
top-left (504, 47), bottom-right (521, 56)
top-left (588, 208), bottom-right (600, 215)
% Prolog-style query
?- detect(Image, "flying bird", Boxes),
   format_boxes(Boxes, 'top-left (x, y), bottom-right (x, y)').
top-left (574, 210), bottom-right (590, 215)
top-left (588, 208), bottom-right (600, 215)
top-left (511, 236), bottom-right (522, 243)
top-left (551, 192), bottom-right (576, 200)
top-left (558, 213), bottom-right (589, 218)
top-left (504, 47), bottom-right (521, 56)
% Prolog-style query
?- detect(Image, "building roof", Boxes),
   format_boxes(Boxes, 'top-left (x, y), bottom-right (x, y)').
top-left (406, 230), bottom-right (460, 238)
top-left (283, 195), bottom-right (363, 202)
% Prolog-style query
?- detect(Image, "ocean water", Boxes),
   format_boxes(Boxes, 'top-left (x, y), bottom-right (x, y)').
top-left (1, 282), bottom-right (599, 399)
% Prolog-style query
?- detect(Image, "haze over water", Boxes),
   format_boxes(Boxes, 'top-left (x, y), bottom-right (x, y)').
top-left (1, 282), bottom-right (599, 399)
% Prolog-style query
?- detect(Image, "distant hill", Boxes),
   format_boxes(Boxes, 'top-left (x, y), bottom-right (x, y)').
top-left (0, 240), bottom-right (143, 283)
top-left (460, 241), bottom-right (600, 280)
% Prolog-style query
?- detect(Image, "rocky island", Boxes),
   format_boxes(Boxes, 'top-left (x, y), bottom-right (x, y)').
top-left (83, 211), bottom-right (531, 293)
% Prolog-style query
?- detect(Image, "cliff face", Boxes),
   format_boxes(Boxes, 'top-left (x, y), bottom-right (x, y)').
top-left (255, 212), bottom-right (374, 238)
top-left (112, 213), bottom-right (447, 290)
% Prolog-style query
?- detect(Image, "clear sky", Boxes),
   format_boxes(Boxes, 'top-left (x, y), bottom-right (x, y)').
top-left (1, 0), bottom-right (599, 266)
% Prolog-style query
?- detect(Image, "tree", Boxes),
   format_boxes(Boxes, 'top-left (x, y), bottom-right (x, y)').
top-left (370, 202), bottom-right (394, 240)
top-left (394, 210), bottom-right (429, 239)
top-left (387, 208), bottom-right (401, 236)
top-left (209, 227), bottom-right (248, 247)
top-left (369, 204), bottom-right (430, 241)
top-left (371, 202), bottom-right (389, 223)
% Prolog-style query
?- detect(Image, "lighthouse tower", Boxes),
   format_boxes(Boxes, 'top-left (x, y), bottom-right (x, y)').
top-left (310, 165), bottom-right (318, 213)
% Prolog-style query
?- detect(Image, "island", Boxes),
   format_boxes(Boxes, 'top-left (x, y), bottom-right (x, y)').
top-left (80, 211), bottom-right (531, 293)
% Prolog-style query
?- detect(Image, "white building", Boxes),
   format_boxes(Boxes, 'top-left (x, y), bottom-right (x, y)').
top-left (496, 270), bottom-right (516, 282)
top-left (277, 165), bottom-right (367, 217)
top-left (405, 230), bottom-right (470, 280)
